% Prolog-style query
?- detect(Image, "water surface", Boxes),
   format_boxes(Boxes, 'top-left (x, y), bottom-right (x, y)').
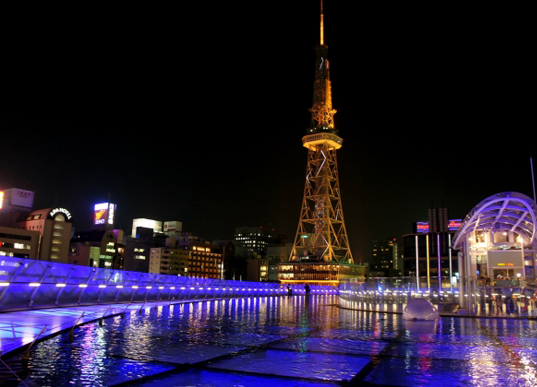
top-left (1, 295), bottom-right (536, 386)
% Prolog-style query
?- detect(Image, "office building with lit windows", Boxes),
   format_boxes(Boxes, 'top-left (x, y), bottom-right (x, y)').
top-left (149, 235), bottom-right (190, 276)
top-left (234, 226), bottom-right (277, 256)
top-left (0, 226), bottom-right (40, 258)
top-left (149, 247), bottom-right (189, 276)
top-left (181, 241), bottom-right (223, 279)
top-left (370, 238), bottom-right (400, 276)
top-left (69, 229), bottom-right (121, 269)
top-left (122, 227), bottom-right (153, 273)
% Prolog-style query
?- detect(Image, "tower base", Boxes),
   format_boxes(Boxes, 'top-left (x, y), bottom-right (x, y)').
top-left (278, 262), bottom-right (365, 286)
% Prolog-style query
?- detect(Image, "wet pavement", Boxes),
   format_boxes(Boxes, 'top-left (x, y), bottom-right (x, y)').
top-left (0, 301), bottom-right (174, 357)
top-left (0, 296), bottom-right (537, 386)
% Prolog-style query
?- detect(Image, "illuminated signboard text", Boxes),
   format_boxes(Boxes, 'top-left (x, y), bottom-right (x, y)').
top-left (94, 202), bottom-right (116, 225)
top-left (49, 208), bottom-right (72, 220)
top-left (448, 219), bottom-right (462, 231)
top-left (416, 222), bottom-right (429, 233)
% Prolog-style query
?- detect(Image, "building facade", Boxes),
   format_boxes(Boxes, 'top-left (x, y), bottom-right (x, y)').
top-left (180, 240), bottom-right (223, 279)
top-left (370, 238), bottom-right (400, 276)
top-left (69, 229), bottom-right (120, 268)
top-left (234, 226), bottom-right (278, 256)
top-left (266, 242), bottom-right (293, 281)
top-left (123, 227), bottom-right (154, 273)
top-left (149, 247), bottom-right (189, 276)
top-left (453, 192), bottom-right (537, 281)
top-left (0, 226), bottom-right (40, 259)
top-left (402, 208), bottom-right (461, 285)
top-left (15, 207), bottom-right (74, 263)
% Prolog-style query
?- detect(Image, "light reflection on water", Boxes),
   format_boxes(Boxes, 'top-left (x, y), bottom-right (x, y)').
top-left (0, 295), bottom-right (536, 386)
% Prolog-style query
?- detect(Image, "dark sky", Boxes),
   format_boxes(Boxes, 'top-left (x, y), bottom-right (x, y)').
top-left (0, 3), bottom-right (534, 262)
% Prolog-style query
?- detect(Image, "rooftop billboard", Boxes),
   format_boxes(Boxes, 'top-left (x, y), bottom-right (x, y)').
top-left (94, 202), bottom-right (116, 226)
top-left (3, 188), bottom-right (34, 209)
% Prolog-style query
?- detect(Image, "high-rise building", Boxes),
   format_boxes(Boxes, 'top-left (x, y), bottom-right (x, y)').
top-left (149, 246), bottom-right (189, 276)
top-left (370, 238), bottom-right (399, 276)
top-left (178, 237), bottom-right (223, 279)
top-left (234, 226), bottom-right (277, 256)
top-left (278, 2), bottom-right (364, 285)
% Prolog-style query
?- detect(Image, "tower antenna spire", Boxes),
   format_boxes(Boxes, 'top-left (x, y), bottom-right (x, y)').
top-left (309, 0), bottom-right (336, 133)
top-left (320, 0), bottom-right (324, 46)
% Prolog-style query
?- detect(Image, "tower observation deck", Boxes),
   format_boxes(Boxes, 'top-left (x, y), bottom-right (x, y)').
top-left (278, 1), bottom-right (365, 286)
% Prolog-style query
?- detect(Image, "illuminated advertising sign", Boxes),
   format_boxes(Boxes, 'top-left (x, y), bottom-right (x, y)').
top-left (164, 221), bottom-right (182, 232)
top-left (49, 207), bottom-right (72, 221)
top-left (416, 222), bottom-right (429, 233)
top-left (0, 191), bottom-right (3, 209)
top-left (4, 188), bottom-right (34, 208)
top-left (94, 203), bottom-right (108, 225)
top-left (108, 203), bottom-right (116, 225)
top-left (94, 202), bottom-right (116, 226)
top-left (448, 219), bottom-right (462, 231)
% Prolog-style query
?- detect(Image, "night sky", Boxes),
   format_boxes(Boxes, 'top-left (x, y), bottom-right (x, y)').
top-left (0, 3), bottom-right (533, 262)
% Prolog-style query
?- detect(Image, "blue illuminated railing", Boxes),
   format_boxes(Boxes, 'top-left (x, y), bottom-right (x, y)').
top-left (339, 276), bottom-right (537, 317)
top-left (0, 256), bottom-right (337, 312)
top-left (339, 276), bottom-right (465, 313)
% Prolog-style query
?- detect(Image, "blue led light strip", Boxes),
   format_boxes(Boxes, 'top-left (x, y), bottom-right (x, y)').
top-left (0, 256), bottom-right (337, 311)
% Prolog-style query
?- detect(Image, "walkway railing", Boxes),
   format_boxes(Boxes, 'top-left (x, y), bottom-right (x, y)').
top-left (339, 276), bottom-right (537, 317)
top-left (0, 256), bottom-right (336, 312)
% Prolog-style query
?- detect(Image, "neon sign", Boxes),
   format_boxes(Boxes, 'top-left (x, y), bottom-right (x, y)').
top-left (49, 208), bottom-right (72, 220)
top-left (448, 219), bottom-right (462, 231)
top-left (416, 222), bottom-right (429, 233)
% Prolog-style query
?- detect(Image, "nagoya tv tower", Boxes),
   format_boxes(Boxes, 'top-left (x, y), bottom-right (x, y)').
top-left (279, 1), bottom-right (364, 285)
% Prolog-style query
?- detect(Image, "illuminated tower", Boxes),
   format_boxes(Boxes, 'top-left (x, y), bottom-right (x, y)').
top-left (279, 2), bottom-right (364, 285)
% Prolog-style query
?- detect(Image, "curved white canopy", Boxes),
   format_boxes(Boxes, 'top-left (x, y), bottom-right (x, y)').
top-left (453, 192), bottom-right (537, 250)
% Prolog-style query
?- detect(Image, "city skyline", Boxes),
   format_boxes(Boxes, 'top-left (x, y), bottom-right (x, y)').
top-left (0, 3), bottom-right (533, 262)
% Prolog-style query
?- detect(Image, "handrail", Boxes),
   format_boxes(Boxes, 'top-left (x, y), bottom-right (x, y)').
top-left (0, 256), bottom-right (336, 312)
top-left (339, 276), bottom-right (537, 317)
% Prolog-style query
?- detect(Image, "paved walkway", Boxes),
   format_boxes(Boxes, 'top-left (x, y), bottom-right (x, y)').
top-left (2, 298), bottom-right (535, 359)
top-left (0, 300), bottom-right (183, 357)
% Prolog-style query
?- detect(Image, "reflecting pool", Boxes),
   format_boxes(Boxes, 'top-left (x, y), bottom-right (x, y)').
top-left (1, 295), bottom-right (537, 386)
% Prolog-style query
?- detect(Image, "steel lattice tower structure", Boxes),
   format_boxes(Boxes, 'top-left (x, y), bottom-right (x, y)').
top-left (291, 1), bottom-right (352, 264)
top-left (279, 2), bottom-right (363, 285)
